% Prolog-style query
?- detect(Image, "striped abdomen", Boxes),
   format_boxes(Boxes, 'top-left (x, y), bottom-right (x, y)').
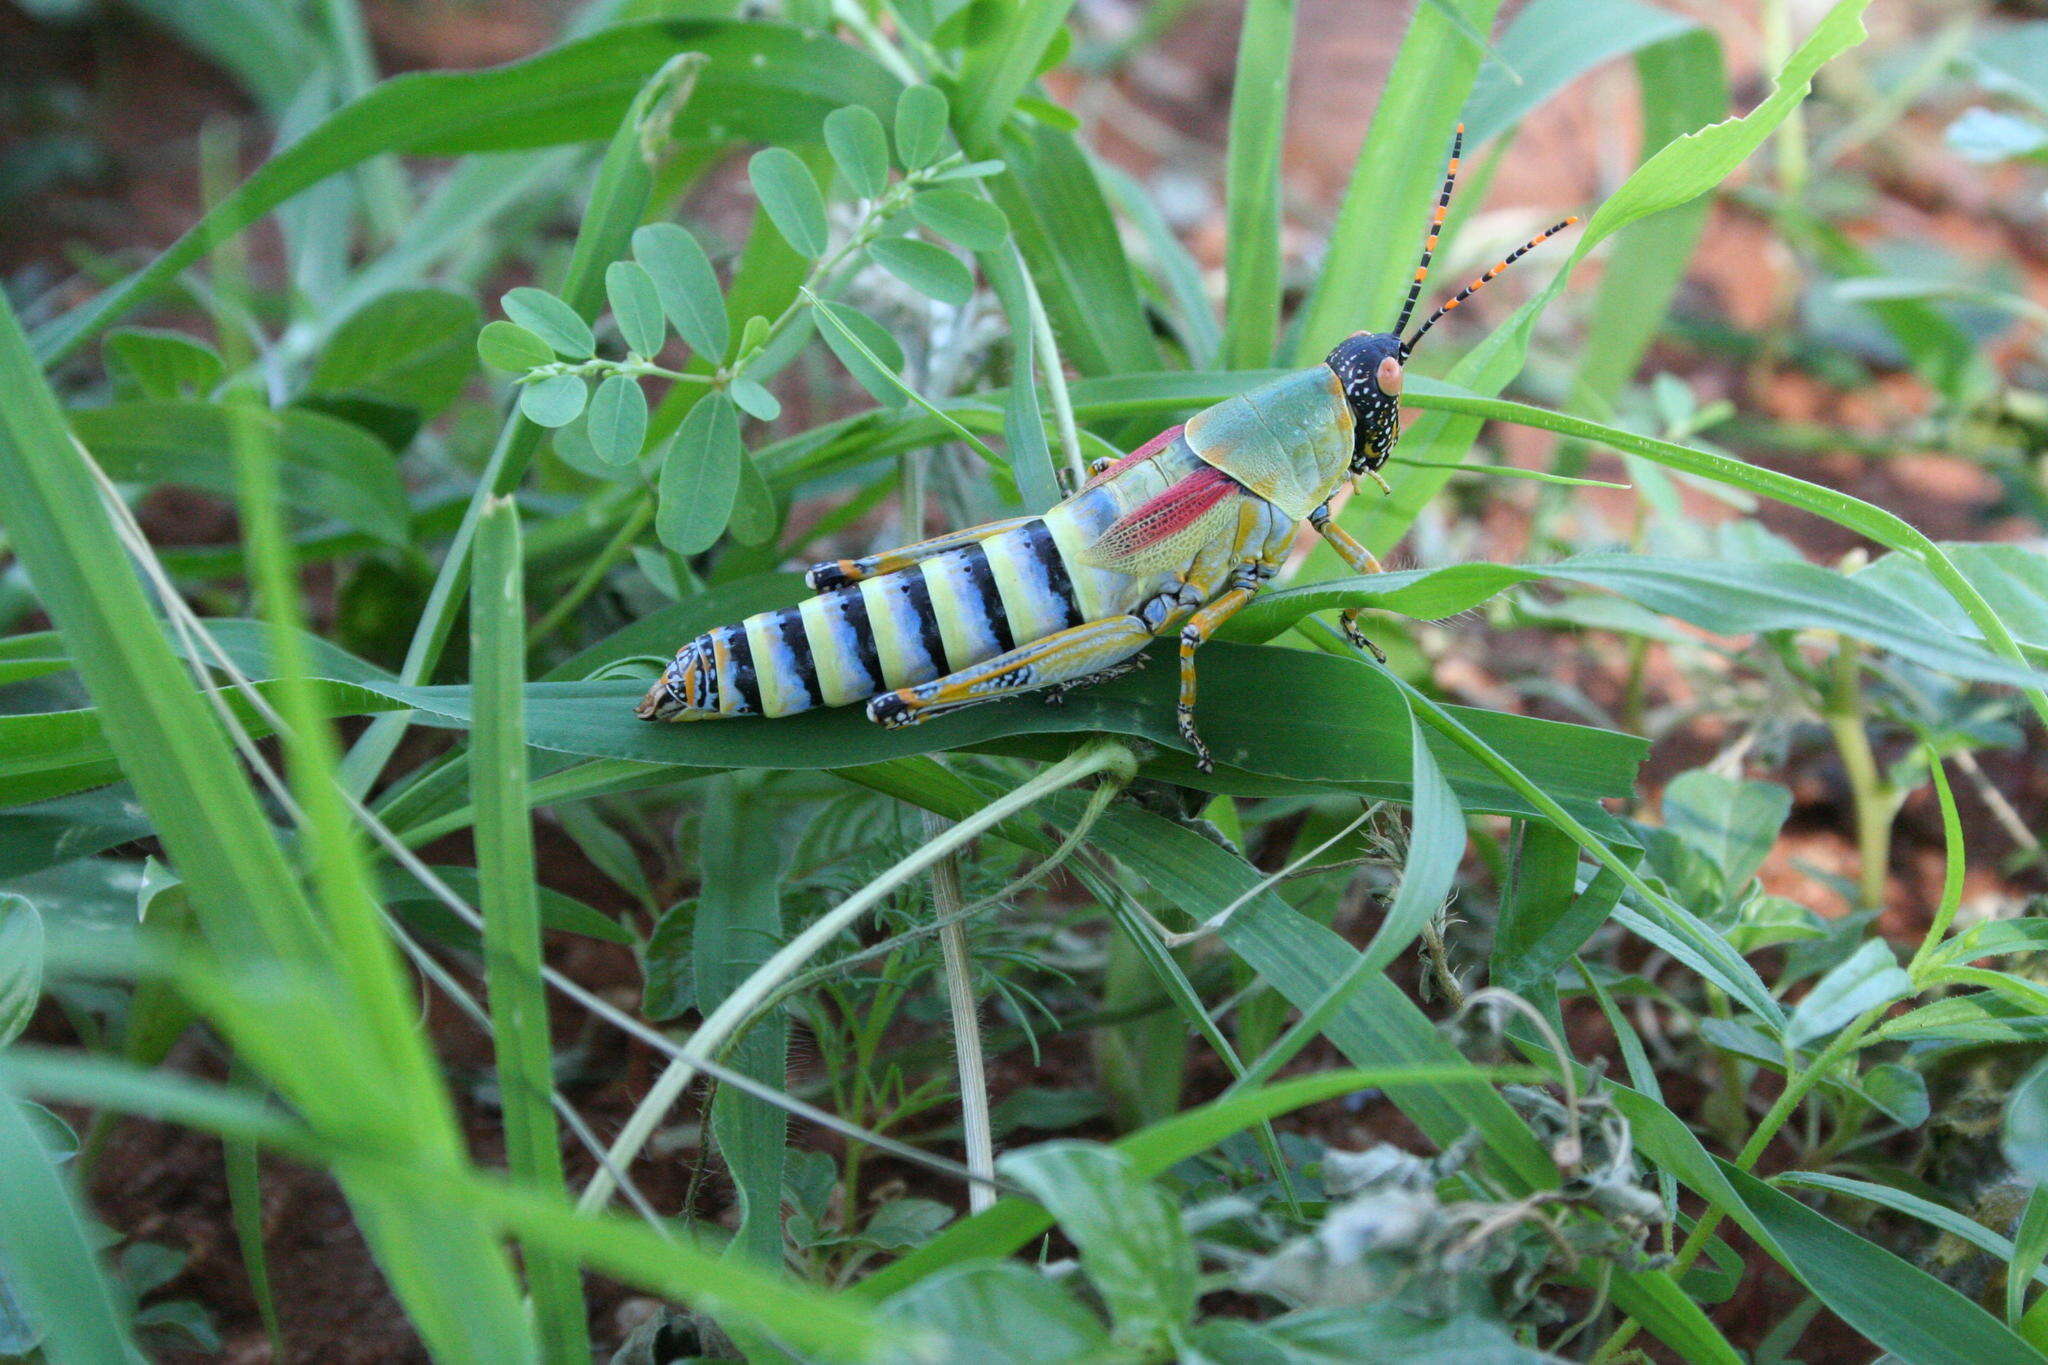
top-left (640, 514), bottom-right (1115, 721)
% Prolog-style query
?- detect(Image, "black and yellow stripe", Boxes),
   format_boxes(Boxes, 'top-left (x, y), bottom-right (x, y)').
top-left (672, 512), bottom-right (1110, 719)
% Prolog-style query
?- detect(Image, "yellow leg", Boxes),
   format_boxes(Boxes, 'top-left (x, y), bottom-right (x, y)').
top-left (867, 615), bottom-right (1157, 728)
top-left (1308, 501), bottom-right (1387, 663)
top-left (806, 516), bottom-right (1036, 590)
top-left (1177, 579), bottom-right (1260, 773)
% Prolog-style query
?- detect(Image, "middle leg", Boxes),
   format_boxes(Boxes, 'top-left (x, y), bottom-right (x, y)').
top-left (1176, 564), bottom-right (1267, 772)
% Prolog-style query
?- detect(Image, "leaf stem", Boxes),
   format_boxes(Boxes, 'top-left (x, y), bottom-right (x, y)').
top-left (525, 493), bottom-right (655, 653)
top-left (926, 811), bottom-right (996, 1214)
top-left (1823, 635), bottom-right (1898, 911)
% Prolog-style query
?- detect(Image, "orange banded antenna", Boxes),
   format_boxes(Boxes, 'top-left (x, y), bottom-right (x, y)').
top-left (1391, 123), bottom-right (1464, 338)
top-left (1403, 215), bottom-right (1580, 352)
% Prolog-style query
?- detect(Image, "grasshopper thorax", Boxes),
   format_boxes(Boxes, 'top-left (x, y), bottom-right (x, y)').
top-left (1325, 331), bottom-right (1405, 475)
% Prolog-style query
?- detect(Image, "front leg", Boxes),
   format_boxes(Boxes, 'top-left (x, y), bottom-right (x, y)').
top-left (1308, 501), bottom-right (1388, 664)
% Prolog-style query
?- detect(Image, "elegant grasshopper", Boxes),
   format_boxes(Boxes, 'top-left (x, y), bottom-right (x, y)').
top-left (639, 128), bottom-right (1575, 769)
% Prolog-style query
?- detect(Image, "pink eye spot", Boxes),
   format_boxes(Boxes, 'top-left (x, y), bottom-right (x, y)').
top-left (1376, 356), bottom-right (1404, 394)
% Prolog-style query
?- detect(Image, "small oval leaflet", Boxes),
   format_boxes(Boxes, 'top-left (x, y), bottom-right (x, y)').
top-left (729, 376), bottom-right (782, 422)
top-left (631, 223), bottom-right (728, 362)
top-left (749, 147), bottom-right (829, 259)
top-left (477, 320), bottom-right (554, 372)
top-left (727, 450), bottom-right (779, 547)
top-left (657, 392), bottom-right (743, 554)
top-left (910, 189), bottom-right (1008, 251)
top-left (813, 300), bottom-right (909, 409)
top-left (552, 417), bottom-right (623, 482)
top-left (824, 105), bottom-right (890, 199)
top-left (519, 373), bottom-right (588, 428)
top-left (501, 286), bottom-right (594, 360)
top-left (587, 373), bottom-right (649, 467)
top-left (868, 236), bottom-right (975, 306)
top-left (895, 84), bottom-right (949, 170)
top-left (605, 261), bottom-right (668, 358)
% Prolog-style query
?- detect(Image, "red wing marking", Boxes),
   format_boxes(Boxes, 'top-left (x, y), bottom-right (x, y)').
top-left (1090, 464), bottom-right (1239, 562)
top-left (1082, 423), bottom-right (1185, 491)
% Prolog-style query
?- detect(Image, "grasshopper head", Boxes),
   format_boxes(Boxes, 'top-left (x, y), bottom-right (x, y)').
top-left (1325, 123), bottom-right (1579, 488)
top-left (1325, 331), bottom-right (1406, 476)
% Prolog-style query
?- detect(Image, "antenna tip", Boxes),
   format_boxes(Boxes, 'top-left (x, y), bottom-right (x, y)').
top-left (1456, 121), bottom-right (1466, 133)
top-left (1564, 215), bottom-right (1581, 226)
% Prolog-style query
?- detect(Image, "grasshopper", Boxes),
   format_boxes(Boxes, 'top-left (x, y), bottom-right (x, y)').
top-left (640, 127), bottom-right (1575, 770)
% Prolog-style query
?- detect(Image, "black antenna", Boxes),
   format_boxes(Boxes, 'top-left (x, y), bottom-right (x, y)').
top-left (1404, 215), bottom-right (1579, 352)
top-left (1392, 123), bottom-right (1463, 338)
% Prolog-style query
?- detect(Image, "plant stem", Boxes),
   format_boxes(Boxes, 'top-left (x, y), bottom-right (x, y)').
top-left (316, 0), bottom-right (410, 243)
top-left (926, 811), bottom-right (996, 1214)
top-left (1763, 0), bottom-right (1809, 204)
top-left (1823, 636), bottom-right (1897, 911)
top-left (1024, 267), bottom-right (1087, 488)
top-left (576, 740), bottom-right (1129, 1213)
top-left (525, 493), bottom-right (654, 653)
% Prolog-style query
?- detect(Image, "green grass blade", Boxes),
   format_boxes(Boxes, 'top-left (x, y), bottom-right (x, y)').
top-left (1329, 0), bottom-right (1869, 557)
top-left (1220, 0), bottom-right (1295, 368)
top-left (695, 775), bottom-right (789, 1267)
top-left (472, 497), bottom-right (589, 1361)
top-left (0, 1049), bottom-right (911, 1362)
top-left (955, 0), bottom-right (1078, 153)
top-left (985, 125), bottom-right (1159, 376)
top-left (1462, 0), bottom-right (1695, 144)
top-left (1291, 0), bottom-right (1502, 360)
top-left (1571, 28), bottom-right (1726, 404)
top-left (980, 242), bottom-right (1064, 511)
top-left (2015, 1186), bottom-right (2048, 1334)
top-left (1400, 385), bottom-right (2048, 731)
top-left (1234, 704), bottom-right (1464, 1088)
top-left (223, 1071), bottom-right (285, 1361)
top-left (3, 258), bottom-right (535, 1359)
top-left (1727, 1165), bottom-right (2047, 1364)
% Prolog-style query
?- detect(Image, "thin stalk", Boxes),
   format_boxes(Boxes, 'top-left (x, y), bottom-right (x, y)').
top-left (1024, 266), bottom-right (1087, 487)
top-left (526, 493), bottom-right (654, 654)
top-left (315, 0), bottom-right (410, 242)
top-left (576, 740), bottom-right (1132, 1213)
top-left (1763, 0), bottom-right (1808, 203)
top-left (1823, 636), bottom-right (1897, 911)
top-left (927, 812), bottom-right (995, 1214)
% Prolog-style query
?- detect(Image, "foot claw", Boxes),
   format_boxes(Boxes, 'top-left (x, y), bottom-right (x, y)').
top-left (1341, 612), bottom-right (1388, 664)
top-left (1178, 707), bottom-right (1213, 772)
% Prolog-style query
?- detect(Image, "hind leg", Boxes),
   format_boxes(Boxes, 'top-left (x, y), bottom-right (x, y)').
top-left (866, 616), bottom-right (1158, 728)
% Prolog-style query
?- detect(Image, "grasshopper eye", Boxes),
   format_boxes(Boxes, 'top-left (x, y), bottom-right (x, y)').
top-left (1376, 356), bottom-right (1403, 395)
